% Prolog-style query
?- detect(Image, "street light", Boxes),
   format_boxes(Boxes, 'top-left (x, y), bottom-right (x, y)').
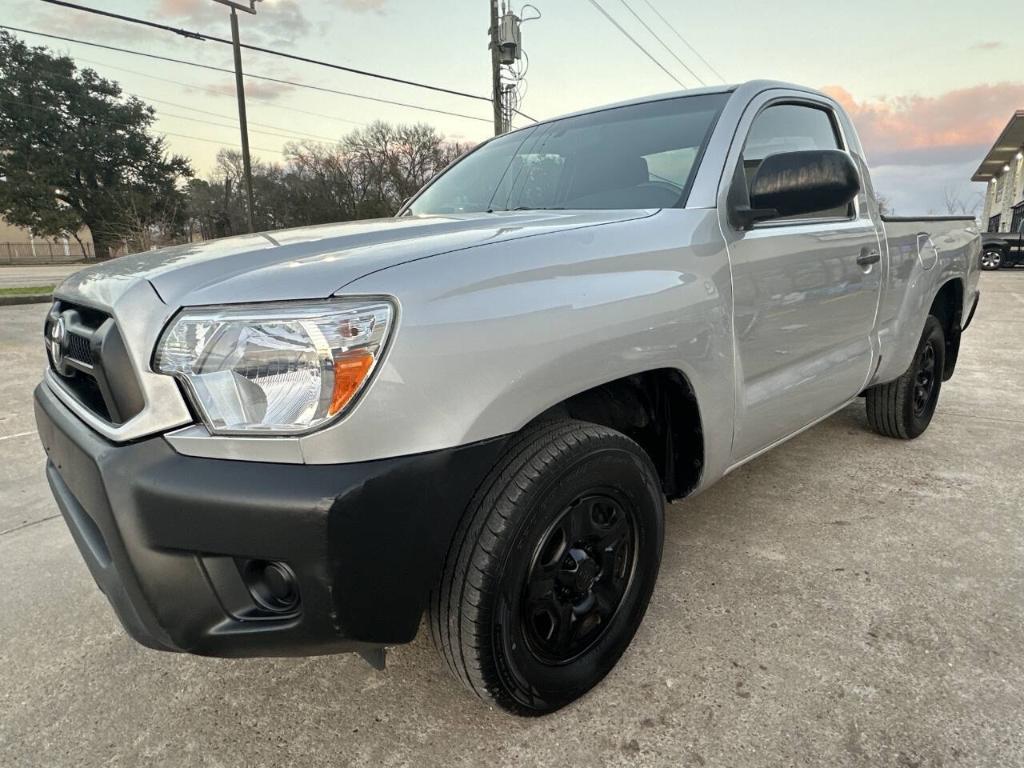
top-left (212, 0), bottom-right (262, 233)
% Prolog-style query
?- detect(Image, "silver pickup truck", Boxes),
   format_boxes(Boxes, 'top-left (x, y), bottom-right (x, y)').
top-left (35, 80), bottom-right (980, 715)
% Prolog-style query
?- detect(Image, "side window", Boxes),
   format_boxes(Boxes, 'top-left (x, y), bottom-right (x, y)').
top-left (740, 103), bottom-right (852, 221)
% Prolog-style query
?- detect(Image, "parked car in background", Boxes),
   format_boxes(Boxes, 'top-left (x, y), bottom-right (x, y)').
top-left (35, 80), bottom-right (980, 716)
top-left (981, 218), bottom-right (1024, 269)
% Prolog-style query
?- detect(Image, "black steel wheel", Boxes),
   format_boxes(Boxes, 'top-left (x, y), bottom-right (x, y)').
top-left (429, 419), bottom-right (664, 715)
top-left (912, 342), bottom-right (938, 418)
top-left (520, 492), bottom-right (638, 665)
top-left (865, 315), bottom-right (945, 439)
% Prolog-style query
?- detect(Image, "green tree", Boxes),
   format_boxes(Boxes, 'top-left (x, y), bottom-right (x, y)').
top-left (0, 32), bottom-right (192, 258)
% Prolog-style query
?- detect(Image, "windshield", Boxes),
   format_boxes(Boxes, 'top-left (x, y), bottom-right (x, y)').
top-left (407, 93), bottom-right (728, 215)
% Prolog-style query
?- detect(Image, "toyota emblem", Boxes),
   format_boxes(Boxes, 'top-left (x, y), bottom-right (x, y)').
top-left (49, 316), bottom-right (66, 370)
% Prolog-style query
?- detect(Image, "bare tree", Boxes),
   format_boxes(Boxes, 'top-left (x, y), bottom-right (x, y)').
top-left (875, 193), bottom-right (893, 216)
top-left (942, 186), bottom-right (982, 217)
top-left (182, 124), bottom-right (473, 241)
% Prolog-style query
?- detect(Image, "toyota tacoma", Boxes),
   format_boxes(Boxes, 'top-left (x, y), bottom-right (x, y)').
top-left (35, 81), bottom-right (981, 715)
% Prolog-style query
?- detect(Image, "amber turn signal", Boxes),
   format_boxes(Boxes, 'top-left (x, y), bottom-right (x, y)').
top-left (329, 351), bottom-right (376, 416)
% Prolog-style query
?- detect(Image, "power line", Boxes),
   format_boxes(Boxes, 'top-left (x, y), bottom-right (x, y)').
top-left (636, 0), bottom-right (726, 84)
top-left (70, 55), bottom-right (369, 131)
top-left (583, 0), bottom-right (685, 88)
top-left (615, 0), bottom-right (705, 86)
top-left (1, 25), bottom-right (231, 75)
top-left (1, 26), bottom-right (495, 124)
top-left (0, 94), bottom-right (285, 155)
top-left (154, 109), bottom-right (339, 145)
top-left (250, 71), bottom-right (493, 125)
top-left (13, 51), bottom-right (361, 144)
top-left (160, 129), bottom-right (284, 155)
top-left (141, 94), bottom-right (364, 138)
top-left (37, 0), bottom-right (493, 104)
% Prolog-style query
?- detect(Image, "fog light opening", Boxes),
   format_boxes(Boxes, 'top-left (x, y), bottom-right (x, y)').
top-left (243, 560), bottom-right (300, 614)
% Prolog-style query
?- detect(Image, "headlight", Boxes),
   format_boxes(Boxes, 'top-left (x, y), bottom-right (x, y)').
top-left (155, 299), bottom-right (394, 435)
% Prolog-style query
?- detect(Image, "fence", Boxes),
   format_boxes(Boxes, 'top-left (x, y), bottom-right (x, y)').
top-left (1, 242), bottom-right (94, 264)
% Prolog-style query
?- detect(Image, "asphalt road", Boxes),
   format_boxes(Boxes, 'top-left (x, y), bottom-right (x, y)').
top-left (0, 264), bottom-right (86, 289)
top-left (1, 273), bottom-right (1022, 767)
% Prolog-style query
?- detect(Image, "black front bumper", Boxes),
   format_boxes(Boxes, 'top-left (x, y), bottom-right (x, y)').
top-left (34, 383), bottom-right (507, 657)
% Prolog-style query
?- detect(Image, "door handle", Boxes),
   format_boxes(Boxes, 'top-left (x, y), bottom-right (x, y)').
top-left (857, 249), bottom-right (881, 266)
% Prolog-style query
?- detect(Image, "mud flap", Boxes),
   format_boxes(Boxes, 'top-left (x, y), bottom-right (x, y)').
top-left (358, 647), bottom-right (387, 670)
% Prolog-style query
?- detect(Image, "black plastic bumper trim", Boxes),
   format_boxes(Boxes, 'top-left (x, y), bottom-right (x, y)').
top-left (34, 382), bottom-right (509, 658)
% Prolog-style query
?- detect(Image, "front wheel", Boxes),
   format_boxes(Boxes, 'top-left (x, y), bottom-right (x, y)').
top-left (429, 419), bottom-right (664, 715)
top-left (980, 249), bottom-right (1003, 270)
top-left (865, 315), bottom-right (945, 439)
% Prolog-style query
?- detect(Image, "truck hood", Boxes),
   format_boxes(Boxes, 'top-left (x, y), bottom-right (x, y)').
top-left (56, 210), bottom-right (655, 309)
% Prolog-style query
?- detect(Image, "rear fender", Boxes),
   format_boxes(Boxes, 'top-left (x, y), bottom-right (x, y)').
top-left (872, 222), bottom-right (978, 385)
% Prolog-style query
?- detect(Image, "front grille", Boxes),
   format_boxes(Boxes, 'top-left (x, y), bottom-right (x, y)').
top-left (65, 331), bottom-right (94, 366)
top-left (45, 300), bottom-right (144, 426)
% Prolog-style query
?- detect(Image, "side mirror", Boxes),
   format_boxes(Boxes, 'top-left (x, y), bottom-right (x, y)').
top-left (732, 149), bottom-right (861, 230)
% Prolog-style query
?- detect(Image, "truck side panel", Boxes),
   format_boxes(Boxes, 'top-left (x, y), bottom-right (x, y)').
top-left (871, 218), bottom-right (980, 386)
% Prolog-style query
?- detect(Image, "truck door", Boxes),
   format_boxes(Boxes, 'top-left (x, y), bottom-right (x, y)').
top-left (721, 97), bottom-right (883, 461)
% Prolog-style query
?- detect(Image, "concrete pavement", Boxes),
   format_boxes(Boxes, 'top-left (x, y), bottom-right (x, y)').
top-left (0, 272), bottom-right (1021, 767)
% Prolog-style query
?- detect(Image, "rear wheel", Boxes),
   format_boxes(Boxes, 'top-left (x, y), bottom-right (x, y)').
top-left (865, 315), bottom-right (945, 439)
top-left (980, 249), bottom-right (1003, 270)
top-left (429, 419), bottom-right (664, 715)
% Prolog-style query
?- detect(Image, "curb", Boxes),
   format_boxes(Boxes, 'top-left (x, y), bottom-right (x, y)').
top-left (0, 293), bottom-right (53, 307)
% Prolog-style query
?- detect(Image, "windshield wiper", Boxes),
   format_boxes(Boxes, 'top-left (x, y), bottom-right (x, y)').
top-left (483, 206), bottom-right (566, 213)
top-left (486, 206), bottom-right (565, 212)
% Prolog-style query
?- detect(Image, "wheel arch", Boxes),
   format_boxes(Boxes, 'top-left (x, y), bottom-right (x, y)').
top-left (981, 239), bottom-right (1009, 254)
top-left (528, 367), bottom-right (705, 501)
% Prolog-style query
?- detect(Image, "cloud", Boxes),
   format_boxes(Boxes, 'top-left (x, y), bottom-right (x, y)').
top-left (339, 0), bottom-right (388, 12)
top-left (258, 1), bottom-right (312, 46)
top-left (24, 3), bottom-right (165, 45)
top-left (870, 161), bottom-right (985, 217)
top-left (204, 80), bottom-right (293, 100)
top-left (154, 0), bottom-right (311, 47)
top-left (970, 41), bottom-right (1005, 51)
top-left (822, 82), bottom-right (1024, 166)
top-left (822, 83), bottom-right (1024, 215)
top-left (154, 0), bottom-right (221, 25)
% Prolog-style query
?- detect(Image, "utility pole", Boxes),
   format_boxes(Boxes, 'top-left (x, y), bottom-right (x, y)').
top-left (490, 2), bottom-right (525, 135)
top-left (213, 0), bottom-right (260, 233)
top-left (489, 0), bottom-right (502, 136)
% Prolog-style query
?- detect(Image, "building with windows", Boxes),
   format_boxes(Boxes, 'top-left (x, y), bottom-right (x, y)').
top-left (974, 111), bottom-right (1024, 234)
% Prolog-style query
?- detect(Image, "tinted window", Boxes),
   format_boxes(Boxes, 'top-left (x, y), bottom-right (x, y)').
top-left (408, 93), bottom-right (728, 214)
top-left (740, 104), bottom-right (851, 221)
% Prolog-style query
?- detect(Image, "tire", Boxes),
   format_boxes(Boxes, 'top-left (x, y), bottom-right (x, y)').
top-left (980, 249), bottom-right (1003, 270)
top-left (865, 315), bottom-right (945, 439)
top-left (429, 419), bottom-right (665, 715)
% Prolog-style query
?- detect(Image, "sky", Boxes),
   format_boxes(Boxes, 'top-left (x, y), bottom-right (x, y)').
top-left (2, 0), bottom-right (1021, 215)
